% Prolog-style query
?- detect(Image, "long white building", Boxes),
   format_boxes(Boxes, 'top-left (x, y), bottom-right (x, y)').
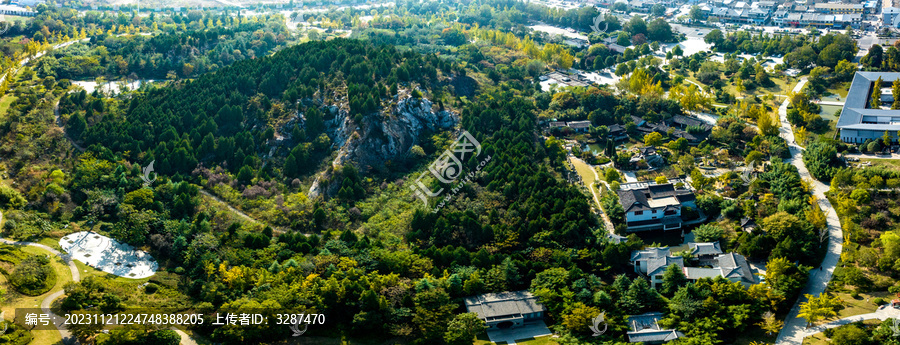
top-left (836, 72), bottom-right (900, 144)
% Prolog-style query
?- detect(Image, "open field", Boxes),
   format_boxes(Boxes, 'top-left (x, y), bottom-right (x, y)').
top-left (832, 291), bottom-right (889, 319)
top-left (0, 95), bottom-right (16, 118)
top-left (0, 245), bottom-right (74, 345)
top-left (859, 158), bottom-right (900, 171)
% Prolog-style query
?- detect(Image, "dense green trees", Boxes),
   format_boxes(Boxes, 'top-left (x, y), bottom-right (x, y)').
top-left (9, 254), bottom-right (56, 296)
top-left (708, 31), bottom-right (856, 71)
top-left (803, 139), bottom-right (844, 182)
top-left (67, 39), bottom-right (447, 188)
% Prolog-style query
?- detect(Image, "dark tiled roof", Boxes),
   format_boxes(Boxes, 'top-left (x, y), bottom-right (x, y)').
top-left (639, 146), bottom-right (658, 156)
top-left (618, 189), bottom-right (649, 212)
top-left (618, 184), bottom-right (694, 213)
top-left (689, 242), bottom-right (723, 256)
top-left (464, 291), bottom-right (545, 320)
top-left (717, 252), bottom-right (755, 284)
top-left (647, 256), bottom-right (683, 276)
top-left (740, 217), bottom-right (756, 228)
top-left (670, 115), bottom-right (703, 127)
top-left (630, 247), bottom-right (670, 261)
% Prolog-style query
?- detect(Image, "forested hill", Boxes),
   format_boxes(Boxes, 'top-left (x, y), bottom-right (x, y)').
top-left (62, 39), bottom-right (450, 181)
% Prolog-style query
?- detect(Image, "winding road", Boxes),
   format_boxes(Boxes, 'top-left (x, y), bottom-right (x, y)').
top-left (773, 78), bottom-right (848, 345)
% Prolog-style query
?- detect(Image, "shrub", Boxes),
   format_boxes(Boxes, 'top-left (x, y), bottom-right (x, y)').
top-left (144, 283), bottom-right (159, 294)
top-left (693, 224), bottom-right (724, 242)
top-left (9, 255), bottom-right (57, 296)
top-left (0, 185), bottom-right (26, 209)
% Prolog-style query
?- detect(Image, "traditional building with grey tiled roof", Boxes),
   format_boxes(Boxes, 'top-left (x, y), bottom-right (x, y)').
top-left (464, 291), bottom-right (546, 329)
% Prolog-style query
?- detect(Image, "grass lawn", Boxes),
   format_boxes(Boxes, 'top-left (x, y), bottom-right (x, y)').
top-left (568, 156), bottom-right (601, 207)
top-left (0, 245), bottom-right (77, 345)
top-left (35, 237), bottom-right (63, 251)
top-left (819, 105), bottom-right (842, 121)
top-left (475, 332), bottom-right (557, 345)
top-left (822, 81), bottom-right (851, 101)
top-left (831, 291), bottom-right (890, 319)
top-left (0, 95), bottom-right (17, 118)
top-left (859, 158), bottom-right (900, 171)
top-left (686, 74), bottom-right (794, 98)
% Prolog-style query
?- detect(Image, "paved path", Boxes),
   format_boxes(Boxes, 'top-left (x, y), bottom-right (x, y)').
top-left (0, 212), bottom-right (81, 345)
top-left (622, 170), bottom-right (638, 183)
top-left (815, 100), bottom-right (845, 106)
top-left (790, 306), bottom-right (900, 340)
top-left (171, 327), bottom-right (199, 345)
top-left (845, 152), bottom-right (900, 160)
top-left (568, 156), bottom-right (620, 241)
top-left (774, 78), bottom-right (847, 345)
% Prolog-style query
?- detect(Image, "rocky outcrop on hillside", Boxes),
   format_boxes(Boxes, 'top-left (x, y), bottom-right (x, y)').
top-left (308, 95), bottom-right (458, 198)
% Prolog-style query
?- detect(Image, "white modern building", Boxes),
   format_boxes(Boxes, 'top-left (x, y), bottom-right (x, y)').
top-left (0, 4), bottom-right (36, 16)
top-left (836, 72), bottom-right (900, 144)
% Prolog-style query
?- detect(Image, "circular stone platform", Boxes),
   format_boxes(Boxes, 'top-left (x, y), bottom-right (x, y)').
top-left (60, 231), bottom-right (157, 279)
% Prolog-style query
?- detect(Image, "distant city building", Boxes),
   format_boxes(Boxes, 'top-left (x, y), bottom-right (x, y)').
top-left (11, 0), bottom-right (43, 7)
top-left (0, 4), bottom-right (36, 16)
top-left (885, 7), bottom-right (900, 27)
top-left (837, 72), bottom-right (900, 144)
top-left (814, 3), bottom-right (864, 14)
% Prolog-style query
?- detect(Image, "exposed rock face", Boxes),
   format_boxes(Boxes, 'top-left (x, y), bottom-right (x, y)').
top-left (308, 96), bottom-right (458, 198)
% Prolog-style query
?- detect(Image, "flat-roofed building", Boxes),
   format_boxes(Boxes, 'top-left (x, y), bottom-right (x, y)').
top-left (837, 72), bottom-right (900, 144)
top-left (464, 291), bottom-right (546, 329)
top-left (814, 2), bottom-right (864, 14)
